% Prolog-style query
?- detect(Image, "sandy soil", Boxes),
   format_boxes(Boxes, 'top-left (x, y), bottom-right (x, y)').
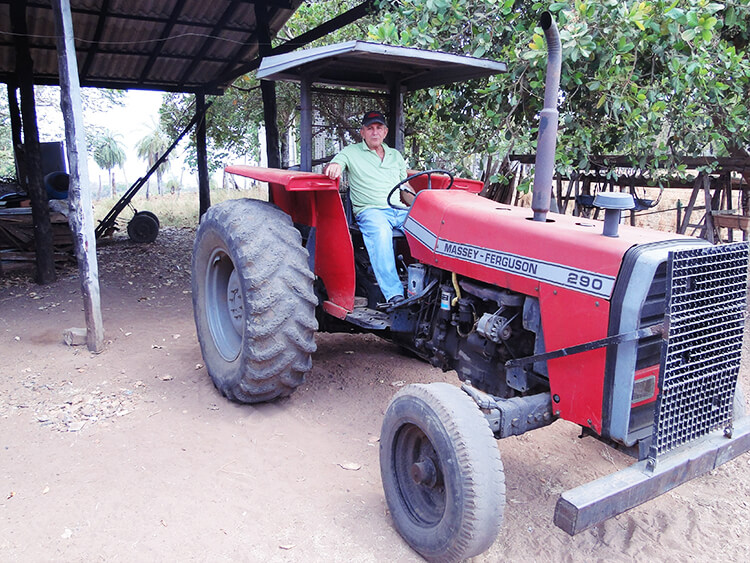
top-left (1, 227), bottom-right (749, 562)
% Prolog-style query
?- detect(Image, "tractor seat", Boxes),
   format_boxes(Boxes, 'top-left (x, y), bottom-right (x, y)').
top-left (341, 189), bottom-right (405, 238)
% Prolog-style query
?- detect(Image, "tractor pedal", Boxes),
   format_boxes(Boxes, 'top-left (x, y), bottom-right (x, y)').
top-left (353, 296), bottom-right (369, 308)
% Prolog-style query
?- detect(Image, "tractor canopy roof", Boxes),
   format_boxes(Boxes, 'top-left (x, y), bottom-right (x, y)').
top-left (257, 40), bottom-right (507, 92)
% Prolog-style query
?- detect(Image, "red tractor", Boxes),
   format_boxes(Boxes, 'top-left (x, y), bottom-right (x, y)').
top-left (191, 13), bottom-right (750, 562)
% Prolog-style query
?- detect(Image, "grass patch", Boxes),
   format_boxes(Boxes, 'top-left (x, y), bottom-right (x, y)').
top-left (93, 184), bottom-right (268, 230)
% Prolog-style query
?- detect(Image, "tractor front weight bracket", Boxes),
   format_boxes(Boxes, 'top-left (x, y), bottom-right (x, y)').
top-left (461, 384), bottom-right (554, 439)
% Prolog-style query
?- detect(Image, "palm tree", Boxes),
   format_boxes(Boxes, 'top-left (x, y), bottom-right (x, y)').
top-left (136, 120), bottom-right (171, 199)
top-left (92, 130), bottom-right (126, 198)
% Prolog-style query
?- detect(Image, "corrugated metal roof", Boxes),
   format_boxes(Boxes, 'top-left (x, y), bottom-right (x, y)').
top-left (257, 41), bottom-right (507, 91)
top-left (0, 0), bottom-right (303, 94)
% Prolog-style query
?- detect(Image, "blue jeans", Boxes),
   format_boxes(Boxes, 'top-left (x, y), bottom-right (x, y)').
top-left (356, 207), bottom-right (408, 301)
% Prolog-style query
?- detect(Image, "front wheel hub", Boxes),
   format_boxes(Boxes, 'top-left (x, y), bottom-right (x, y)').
top-left (410, 458), bottom-right (437, 487)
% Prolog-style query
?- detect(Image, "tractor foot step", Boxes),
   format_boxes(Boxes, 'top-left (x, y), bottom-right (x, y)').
top-left (345, 307), bottom-right (390, 330)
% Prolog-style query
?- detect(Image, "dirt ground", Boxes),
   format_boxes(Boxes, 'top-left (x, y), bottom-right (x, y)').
top-left (1, 227), bottom-right (749, 562)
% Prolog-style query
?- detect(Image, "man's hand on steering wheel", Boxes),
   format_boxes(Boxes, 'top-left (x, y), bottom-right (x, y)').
top-left (387, 169), bottom-right (455, 210)
top-left (400, 185), bottom-right (417, 206)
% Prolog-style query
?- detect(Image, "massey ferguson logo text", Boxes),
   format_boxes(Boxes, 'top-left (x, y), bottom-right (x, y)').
top-left (435, 239), bottom-right (614, 298)
top-left (441, 243), bottom-right (539, 275)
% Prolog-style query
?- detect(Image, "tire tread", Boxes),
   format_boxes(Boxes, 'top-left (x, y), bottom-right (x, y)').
top-left (192, 199), bottom-right (317, 403)
top-left (381, 383), bottom-right (505, 562)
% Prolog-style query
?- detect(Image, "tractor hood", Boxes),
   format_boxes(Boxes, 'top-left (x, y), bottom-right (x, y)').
top-left (404, 189), bottom-right (688, 301)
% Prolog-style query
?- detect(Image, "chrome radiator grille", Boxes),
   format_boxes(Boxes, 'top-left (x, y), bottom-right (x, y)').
top-left (636, 262), bottom-right (667, 370)
top-left (649, 242), bottom-right (748, 461)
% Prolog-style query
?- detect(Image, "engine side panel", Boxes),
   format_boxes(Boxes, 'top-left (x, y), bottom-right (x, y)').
top-left (539, 285), bottom-right (609, 431)
top-left (404, 189), bottom-right (691, 431)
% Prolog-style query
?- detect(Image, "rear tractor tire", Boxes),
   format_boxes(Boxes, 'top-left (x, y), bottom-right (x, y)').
top-left (192, 199), bottom-right (318, 403)
top-left (380, 383), bottom-right (505, 562)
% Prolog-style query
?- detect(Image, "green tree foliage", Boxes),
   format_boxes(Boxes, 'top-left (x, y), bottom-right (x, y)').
top-left (156, 0), bottom-right (748, 187)
top-left (159, 79), bottom-right (301, 174)
top-left (136, 120), bottom-right (172, 199)
top-left (92, 130), bottom-right (126, 198)
top-left (370, 0), bottom-right (750, 182)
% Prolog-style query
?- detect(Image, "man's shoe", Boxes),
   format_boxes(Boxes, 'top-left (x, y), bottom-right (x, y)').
top-left (377, 294), bottom-right (405, 310)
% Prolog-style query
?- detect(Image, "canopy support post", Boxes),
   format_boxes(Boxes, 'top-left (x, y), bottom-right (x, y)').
top-left (10, 0), bottom-right (56, 285)
top-left (51, 0), bottom-right (105, 352)
top-left (255, 3), bottom-right (281, 172)
top-left (196, 92), bottom-right (210, 217)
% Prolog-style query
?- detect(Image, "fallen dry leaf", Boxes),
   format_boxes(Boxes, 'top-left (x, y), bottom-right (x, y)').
top-left (338, 462), bottom-right (361, 471)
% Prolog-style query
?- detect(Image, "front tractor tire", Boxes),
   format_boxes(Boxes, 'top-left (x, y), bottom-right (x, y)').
top-left (380, 383), bottom-right (505, 562)
top-left (192, 199), bottom-right (317, 403)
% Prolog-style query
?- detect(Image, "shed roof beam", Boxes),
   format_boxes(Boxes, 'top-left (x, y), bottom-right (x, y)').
top-left (176, 0), bottom-right (243, 88)
top-left (209, 0), bottom-right (375, 90)
top-left (137, 0), bottom-right (189, 85)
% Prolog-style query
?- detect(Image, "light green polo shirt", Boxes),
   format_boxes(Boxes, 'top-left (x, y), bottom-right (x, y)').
top-left (331, 141), bottom-right (407, 216)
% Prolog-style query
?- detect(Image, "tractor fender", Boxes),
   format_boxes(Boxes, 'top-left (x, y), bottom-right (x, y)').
top-left (224, 165), bottom-right (355, 312)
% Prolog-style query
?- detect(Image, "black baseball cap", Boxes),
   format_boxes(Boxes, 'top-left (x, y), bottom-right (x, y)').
top-left (362, 110), bottom-right (386, 126)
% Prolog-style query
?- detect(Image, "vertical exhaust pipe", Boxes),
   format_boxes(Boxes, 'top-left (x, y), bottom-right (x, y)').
top-left (531, 12), bottom-right (561, 222)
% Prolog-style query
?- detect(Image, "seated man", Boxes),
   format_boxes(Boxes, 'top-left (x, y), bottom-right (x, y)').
top-left (324, 110), bottom-right (414, 304)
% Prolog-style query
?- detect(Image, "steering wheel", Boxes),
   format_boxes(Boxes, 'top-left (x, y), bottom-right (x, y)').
top-left (387, 169), bottom-right (455, 209)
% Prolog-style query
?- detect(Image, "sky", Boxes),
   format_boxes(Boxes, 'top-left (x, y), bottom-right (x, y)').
top-left (89, 90), bottom-right (166, 183)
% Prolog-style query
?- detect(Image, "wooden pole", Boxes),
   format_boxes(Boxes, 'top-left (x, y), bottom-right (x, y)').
top-left (702, 173), bottom-right (716, 243)
top-left (196, 92), bottom-right (210, 217)
top-left (679, 176), bottom-right (701, 235)
top-left (255, 3), bottom-right (281, 170)
top-left (387, 79), bottom-right (405, 152)
top-left (51, 0), bottom-right (105, 352)
top-left (10, 0), bottom-right (56, 285)
top-left (6, 82), bottom-right (28, 192)
top-left (299, 75), bottom-right (312, 172)
top-left (260, 81), bottom-right (281, 170)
